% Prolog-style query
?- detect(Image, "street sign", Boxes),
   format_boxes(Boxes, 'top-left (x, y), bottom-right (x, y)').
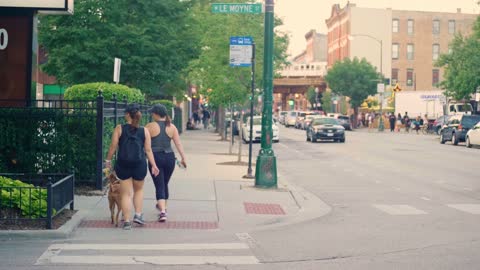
top-left (377, 83), bottom-right (385, 93)
top-left (393, 83), bottom-right (402, 92)
top-left (212, 3), bottom-right (262, 14)
top-left (113, 58), bottom-right (121, 83)
top-left (229, 36), bottom-right (253, 67)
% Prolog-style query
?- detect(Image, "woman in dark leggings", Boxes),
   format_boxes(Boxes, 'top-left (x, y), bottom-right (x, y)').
top-left (146, 104), bottom-right (187, 222)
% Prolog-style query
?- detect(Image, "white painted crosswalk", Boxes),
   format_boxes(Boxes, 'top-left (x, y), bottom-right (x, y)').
top-left (447, 204), bottom-right (480, 215)
top-left (373, 204), bottom-right (428, 215)
top-left (35, 243), bottom-right (259, 266)
top-left (372, 204), bottom-right (480, 216)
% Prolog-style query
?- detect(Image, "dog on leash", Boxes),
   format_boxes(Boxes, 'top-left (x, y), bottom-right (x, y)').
top-left (107, 172), bottom-right (122, 227)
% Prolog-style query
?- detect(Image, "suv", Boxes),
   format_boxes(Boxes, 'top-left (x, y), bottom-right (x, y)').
top-left (433, 115), bottom-right (450, 135)
top-left (440, 114), bottom-right (480, 145)
top-left (285, 111), bottom-right (300, 127)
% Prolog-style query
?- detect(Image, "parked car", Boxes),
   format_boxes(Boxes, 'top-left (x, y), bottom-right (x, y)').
top-left (440, 114), bottom-right (480, 145)
top-left (285, 111), bottom-right (300, 127)
top-left (433, 115), bottom-right (450, 135)
top-left (278, 111), bottom-right (288, 125)
top-left (302, 114), bottom-right (319, 130)
top-left (466, 121), bottom-right (480, 148)
top-left (306, 117), bottom-right (345, 143)
top-left (295, 111), bottom-right (315, 129)
top-left (328, 113), bottom-right (352, 130)
top-left (242, 116), bottom-right (280, 143)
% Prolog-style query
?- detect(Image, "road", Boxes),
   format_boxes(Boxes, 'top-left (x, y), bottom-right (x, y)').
top-left (2, 126), bottom-right (479, 270)
top-left (251, 126), bottom-right (480, 269)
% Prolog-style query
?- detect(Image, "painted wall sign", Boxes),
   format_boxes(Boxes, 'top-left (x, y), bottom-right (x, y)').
top-left (0, 28), bottom-right (7, 50)
top-left (0, 15), bottom-right (31, 102)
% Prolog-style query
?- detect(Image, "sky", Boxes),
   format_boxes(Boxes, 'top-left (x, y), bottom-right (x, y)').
top-left (274, 0), bottom-right (480, 58)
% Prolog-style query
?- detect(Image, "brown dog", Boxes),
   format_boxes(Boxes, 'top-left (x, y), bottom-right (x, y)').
top-left (107, 172), bottom-right (122, 227)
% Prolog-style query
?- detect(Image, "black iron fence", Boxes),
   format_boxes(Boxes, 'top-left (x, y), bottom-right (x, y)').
top-left (0, 92), bottom-right (180, 190)
top-left (0, 173), bottom-right (75, 229)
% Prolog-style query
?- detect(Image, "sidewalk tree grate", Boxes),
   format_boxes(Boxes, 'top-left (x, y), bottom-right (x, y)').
top-left (244, 202), bottom-right (286, 215)
top-left (79, 220), bottom-right (219, 230)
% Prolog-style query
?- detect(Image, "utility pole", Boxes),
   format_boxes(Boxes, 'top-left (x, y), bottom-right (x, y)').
top-left (255, 0), bottom-right (277, 188)
top-left (244, 43), bottom-right (256, 179)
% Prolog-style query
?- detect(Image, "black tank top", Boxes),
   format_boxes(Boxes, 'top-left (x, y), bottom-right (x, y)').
top-left (151, 121), bottom-right (173, 153)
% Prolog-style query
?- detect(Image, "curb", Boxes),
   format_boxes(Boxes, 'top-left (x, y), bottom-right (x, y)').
top-left (0, 210), bottom-right (88, 240)
top-left (252, 179), bottom-right (332, 231)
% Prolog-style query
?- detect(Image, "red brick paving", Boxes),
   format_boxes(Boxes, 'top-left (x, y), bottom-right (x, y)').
top-left (244, 202), bottom-right (286, 215)
top-left (79, 220), bottom-right (219, 230)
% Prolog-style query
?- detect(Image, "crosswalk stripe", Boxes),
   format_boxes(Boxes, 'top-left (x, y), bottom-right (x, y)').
top-left (49, 243), bottom-right (249, 251)
top-left (35, 243), bottom-right (258, 266)
top-left (373, 204), bottom-right (427, 215)
top-left (447, 204), bottom-right (480, 214)
top-left (47, 255), bottom-right (259, 265)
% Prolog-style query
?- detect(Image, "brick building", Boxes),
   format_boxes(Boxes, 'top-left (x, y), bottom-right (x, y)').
top-left (326, 3), bottom-right (477, 92)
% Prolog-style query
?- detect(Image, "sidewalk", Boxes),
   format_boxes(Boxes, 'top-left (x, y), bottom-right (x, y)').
top-left (1, 128), bottom-right (330, 240)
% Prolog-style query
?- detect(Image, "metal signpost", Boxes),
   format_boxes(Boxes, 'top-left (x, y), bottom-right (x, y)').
top-left (255, 0), bottom-right (277, 188)
top-left (377, 83), bottom-right (385, 131)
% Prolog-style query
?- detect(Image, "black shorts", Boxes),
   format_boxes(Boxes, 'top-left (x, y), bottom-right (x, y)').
top-left (114, 160), bottom-right (147, 181)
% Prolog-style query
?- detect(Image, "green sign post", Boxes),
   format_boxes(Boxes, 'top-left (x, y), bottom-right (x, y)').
top-left (255, 0), bottom-right (277, 189)
top-left (211, 3), bottom-right (262, 14)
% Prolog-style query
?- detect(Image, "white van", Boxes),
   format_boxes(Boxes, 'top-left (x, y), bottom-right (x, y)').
top-left (285, 111), bottom-right (300, 127)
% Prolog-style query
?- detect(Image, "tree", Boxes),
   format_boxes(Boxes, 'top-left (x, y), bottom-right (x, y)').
top-left (321, 90), bottom-right (332, 113)
top-left (38, 0), bottom-right (201, 99)
top-left (325, 57), bottom-right (380, 113)
top-left (306, 87), bottom-right (316, 109)
top-left (186, 0), bottom-right (289, 108)
top-left (436, 17), bottom-right (480, 101)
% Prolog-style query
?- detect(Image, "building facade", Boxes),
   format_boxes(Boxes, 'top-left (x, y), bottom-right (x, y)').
top-left (326, 3), bottom-right (477, 92)
top-left (273, 29), bottom-right (328, 112)
top-left (391, 9), bottom-right (476, 91)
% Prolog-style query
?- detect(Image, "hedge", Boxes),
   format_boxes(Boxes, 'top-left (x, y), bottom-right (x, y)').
top-left (64, 82), bottom-right (145, 102)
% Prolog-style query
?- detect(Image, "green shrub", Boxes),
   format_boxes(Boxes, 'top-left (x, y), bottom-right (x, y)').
top-left (151, 99), bottom-right (175, 116)
top-left (64, 82), bottom-right (145, 102)
top-left (0, 176), bottom-right (54, 218)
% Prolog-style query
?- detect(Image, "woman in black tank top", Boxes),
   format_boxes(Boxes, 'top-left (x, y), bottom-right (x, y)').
top-left (146, 104), bottom-right (187, 222)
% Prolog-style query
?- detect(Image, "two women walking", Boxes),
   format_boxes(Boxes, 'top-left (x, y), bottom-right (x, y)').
top-left (106, 103), bottom-right (186, 229)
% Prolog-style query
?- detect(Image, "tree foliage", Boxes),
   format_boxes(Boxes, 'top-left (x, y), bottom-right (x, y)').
top-left (306, 87), bottom-right (316, 109)
top-left (325, 57), bottom-right (380, 109)
top-left (186, 0), bottom-right (289, 108)
top-left (436, 16), bottom-right (480, 101)
top-left (321, 90), bottom-right (332, 113)
top-left (39, 0), bottom-right (201, 99)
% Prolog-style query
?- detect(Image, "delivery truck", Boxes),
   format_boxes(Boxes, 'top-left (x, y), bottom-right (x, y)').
top-left (395, 90), bottom-right (473, 120)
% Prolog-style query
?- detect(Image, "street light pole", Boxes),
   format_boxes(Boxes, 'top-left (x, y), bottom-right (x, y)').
top-left (378, 39), bottom-right (385, 132)
top-left (255, 0), bottom-right (277, 188)
top-left (349, 34), bottom-right (385, 131)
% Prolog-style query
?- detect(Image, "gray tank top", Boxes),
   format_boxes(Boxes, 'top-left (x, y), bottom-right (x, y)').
top-left (151, 121), bottom-right (173, 153)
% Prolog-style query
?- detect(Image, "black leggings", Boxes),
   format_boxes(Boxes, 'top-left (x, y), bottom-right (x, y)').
top-left (149, 152), bottom-right (176, 200)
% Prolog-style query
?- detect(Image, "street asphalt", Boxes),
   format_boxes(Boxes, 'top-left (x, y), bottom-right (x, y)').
top-left (1, 125), bottom-right (479, 270)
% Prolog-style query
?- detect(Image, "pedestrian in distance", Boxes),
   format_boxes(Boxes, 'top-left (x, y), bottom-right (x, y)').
top-left (389, 112), bottom-right (396, 132)
top-left (193, 111), bottom-right (200, 127)
top-left (105, 103), bottom-right (160, 230)
top-left (396, 113), bottom-right (402, 132)
top-left (357, 113), bottom-right (363, 128)
top-left (202, 109), bottom-right (211, 129)
top-left (414, 116), bottom-right (421, 134)
top-left (146, 104), bottom-right (187, 222)
top-left (368, 112), bottom-right (374, 132)
top-left (403, 112), bottom-right (411, 133)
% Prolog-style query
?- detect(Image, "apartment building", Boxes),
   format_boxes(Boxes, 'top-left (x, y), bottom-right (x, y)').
top-left (391, 9), bottom-right (476, 91)
top-left (326, 3), bottom-right (477, 91)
